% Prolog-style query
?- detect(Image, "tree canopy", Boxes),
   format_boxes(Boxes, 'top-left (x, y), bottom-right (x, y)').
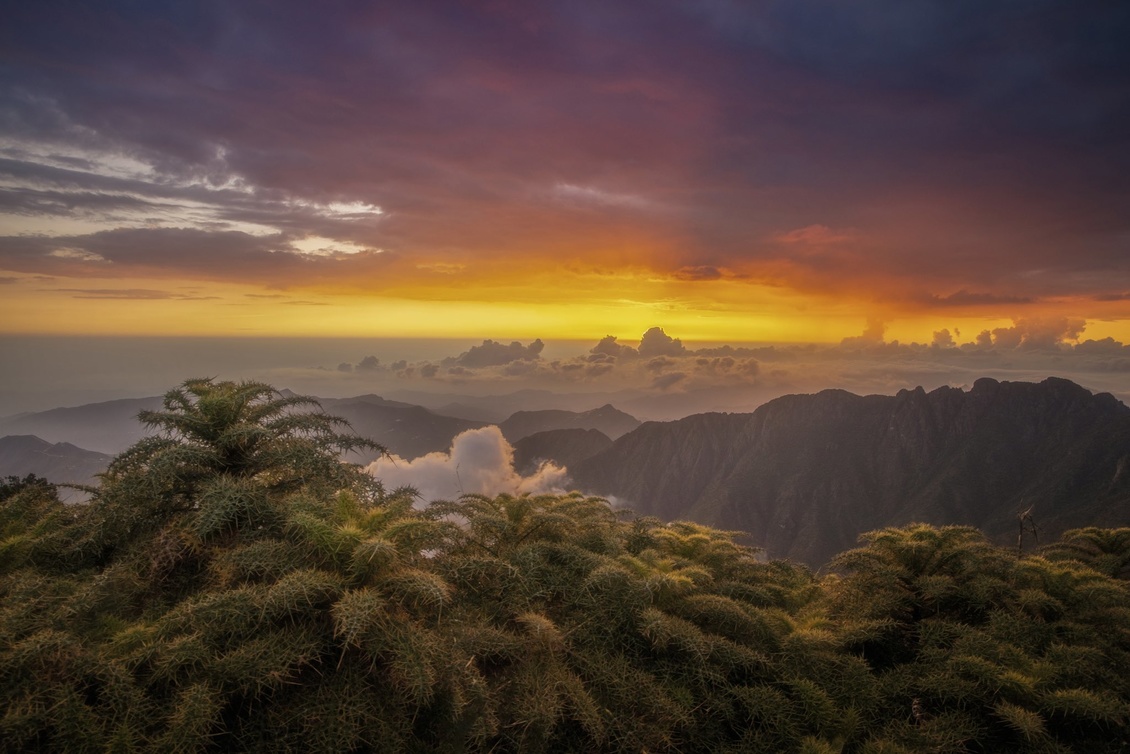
top-left (1, 379), bottom-right (1128, 752)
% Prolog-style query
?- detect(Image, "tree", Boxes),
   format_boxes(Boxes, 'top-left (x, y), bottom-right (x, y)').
top-left (828, 524), bottom-right (1130, 753)
top-left (130, 377), bottom-right (382, 490)
top-left (1039, 526), bottom-right (1130, 579)
top-left (4, 381), bottom-right (1129, 752)
top-left (66, 378), bottom-right (386, 567)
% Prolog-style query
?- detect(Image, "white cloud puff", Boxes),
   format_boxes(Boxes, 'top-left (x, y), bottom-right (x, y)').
top-left (366, 425), bottom-right (569, 504)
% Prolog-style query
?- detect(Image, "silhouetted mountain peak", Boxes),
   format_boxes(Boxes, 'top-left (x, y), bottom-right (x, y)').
top-left (498, 405), bottom-right (640, 442)
top-left (572, 378), bottom-right (1130, 566)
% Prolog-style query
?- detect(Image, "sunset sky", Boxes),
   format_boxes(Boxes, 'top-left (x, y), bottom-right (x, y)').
top-left (2, 1), bottom-right (1130, 413)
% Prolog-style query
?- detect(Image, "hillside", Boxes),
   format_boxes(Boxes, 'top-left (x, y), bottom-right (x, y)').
top-left (0, 434), bottom-right (112, 486)
top-left (0, 396), bottom-right (161, 453)
top-left (571, 377), bottom-right (1130, 566)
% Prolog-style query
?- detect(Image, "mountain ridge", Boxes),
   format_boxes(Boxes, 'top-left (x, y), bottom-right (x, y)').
top-left (498, 404), bottom-right (640, 442)
top-left (0, 434), bottom-right (113, 487)
top-left (570, 377), bottom-right (1130, 566)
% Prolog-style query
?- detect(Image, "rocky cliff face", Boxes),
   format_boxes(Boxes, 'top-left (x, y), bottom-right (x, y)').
top-left (571, 378), bottom-right (1130, 566)
top-left (571, 412), bottom-right (753, 521)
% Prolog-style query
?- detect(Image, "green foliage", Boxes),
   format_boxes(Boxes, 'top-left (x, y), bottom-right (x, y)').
top-left (2, 379), bottom-right (1129, 752)
top-left (827, 524), bottom-right (1130, 753)
top-left (1040, 526), bottom-right (1130, 579)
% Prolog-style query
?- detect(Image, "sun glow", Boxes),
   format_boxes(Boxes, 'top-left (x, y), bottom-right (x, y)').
top-left (7, 268), bottom-right (1126, 346)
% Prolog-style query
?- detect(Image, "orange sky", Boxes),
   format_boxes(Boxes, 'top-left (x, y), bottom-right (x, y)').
top-left (2, 1), bottom-right (1129, 349)
top-left (2, 265), bottom-right (1128, 347)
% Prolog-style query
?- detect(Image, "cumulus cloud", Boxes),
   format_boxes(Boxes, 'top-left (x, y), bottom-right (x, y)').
top-left (986, 317), bottom-right (1086, 350)
top-left (638, 327), bottom-right (686, 357)
top-left (1075, 337), bottom-right (1129, 355)
top-left (932, 329), bottom-right (956, 348)
top-left (591, 335), bottom-right (638, 358)
top-left (447, 339), bottom-right (545, 368)
top-left (840, 318), bottom-right (887, 348)
top-left (366, 426), bottom-right (569, 504)
top-left (303, 322), bottom-right (1129, 421)
top-left (347, 326), bottom-right (768, 396)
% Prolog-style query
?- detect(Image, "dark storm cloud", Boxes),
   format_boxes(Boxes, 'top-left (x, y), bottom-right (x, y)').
top-left (1, 0), bottom-right (1128, 300)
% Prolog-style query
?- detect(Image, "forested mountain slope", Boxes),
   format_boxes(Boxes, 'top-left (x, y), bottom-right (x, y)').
top-left (572, 378), bottom-right (1130, 566)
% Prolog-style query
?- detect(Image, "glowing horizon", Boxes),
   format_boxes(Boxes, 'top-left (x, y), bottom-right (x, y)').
top-left (2, 2), bottom-right (1128, 350)
top-left (6, 270), bottom-right (1129, 346)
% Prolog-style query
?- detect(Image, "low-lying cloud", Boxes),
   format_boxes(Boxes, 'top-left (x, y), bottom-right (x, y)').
top-left (288, 319), bottom-right (1130, 421)
top-left (445, 339), bottom-right (545, 368)
top-left (366, 426), bottom-right (569, 504)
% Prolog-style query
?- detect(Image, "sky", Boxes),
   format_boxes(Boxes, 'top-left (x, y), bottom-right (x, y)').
top-left (2, 1), bottom-right (1130, 412)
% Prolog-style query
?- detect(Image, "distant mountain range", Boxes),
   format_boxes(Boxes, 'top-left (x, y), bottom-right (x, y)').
top-left (5, 378), bottom-right (1128, 569)
top-left (0, 391), bottom-right (641, 476)
top-left (0, 435), bottom-right (112, 487)
top-left (0, 397), bottom-right (161, 454)
top-left (569, 377), bottom-right (1130, 566)
top-left (387, 385), bottom-right (782, 423)
top-left (498, 405), bottom-right (639, 443)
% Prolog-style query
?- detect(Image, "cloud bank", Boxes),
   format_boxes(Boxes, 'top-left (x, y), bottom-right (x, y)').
top-left (292, 319), bottom-right (1130, 419)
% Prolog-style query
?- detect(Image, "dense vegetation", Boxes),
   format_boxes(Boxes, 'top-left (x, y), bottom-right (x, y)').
top-left (2, 379), bottom-right (1128, 752)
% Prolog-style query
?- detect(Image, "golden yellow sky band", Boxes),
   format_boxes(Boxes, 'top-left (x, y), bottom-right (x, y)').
top-left (4, 270), bottom-right (1130, 346)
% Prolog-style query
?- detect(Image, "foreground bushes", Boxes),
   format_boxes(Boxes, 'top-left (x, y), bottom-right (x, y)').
top-left (1, 380), bottom-right (1128, 752)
